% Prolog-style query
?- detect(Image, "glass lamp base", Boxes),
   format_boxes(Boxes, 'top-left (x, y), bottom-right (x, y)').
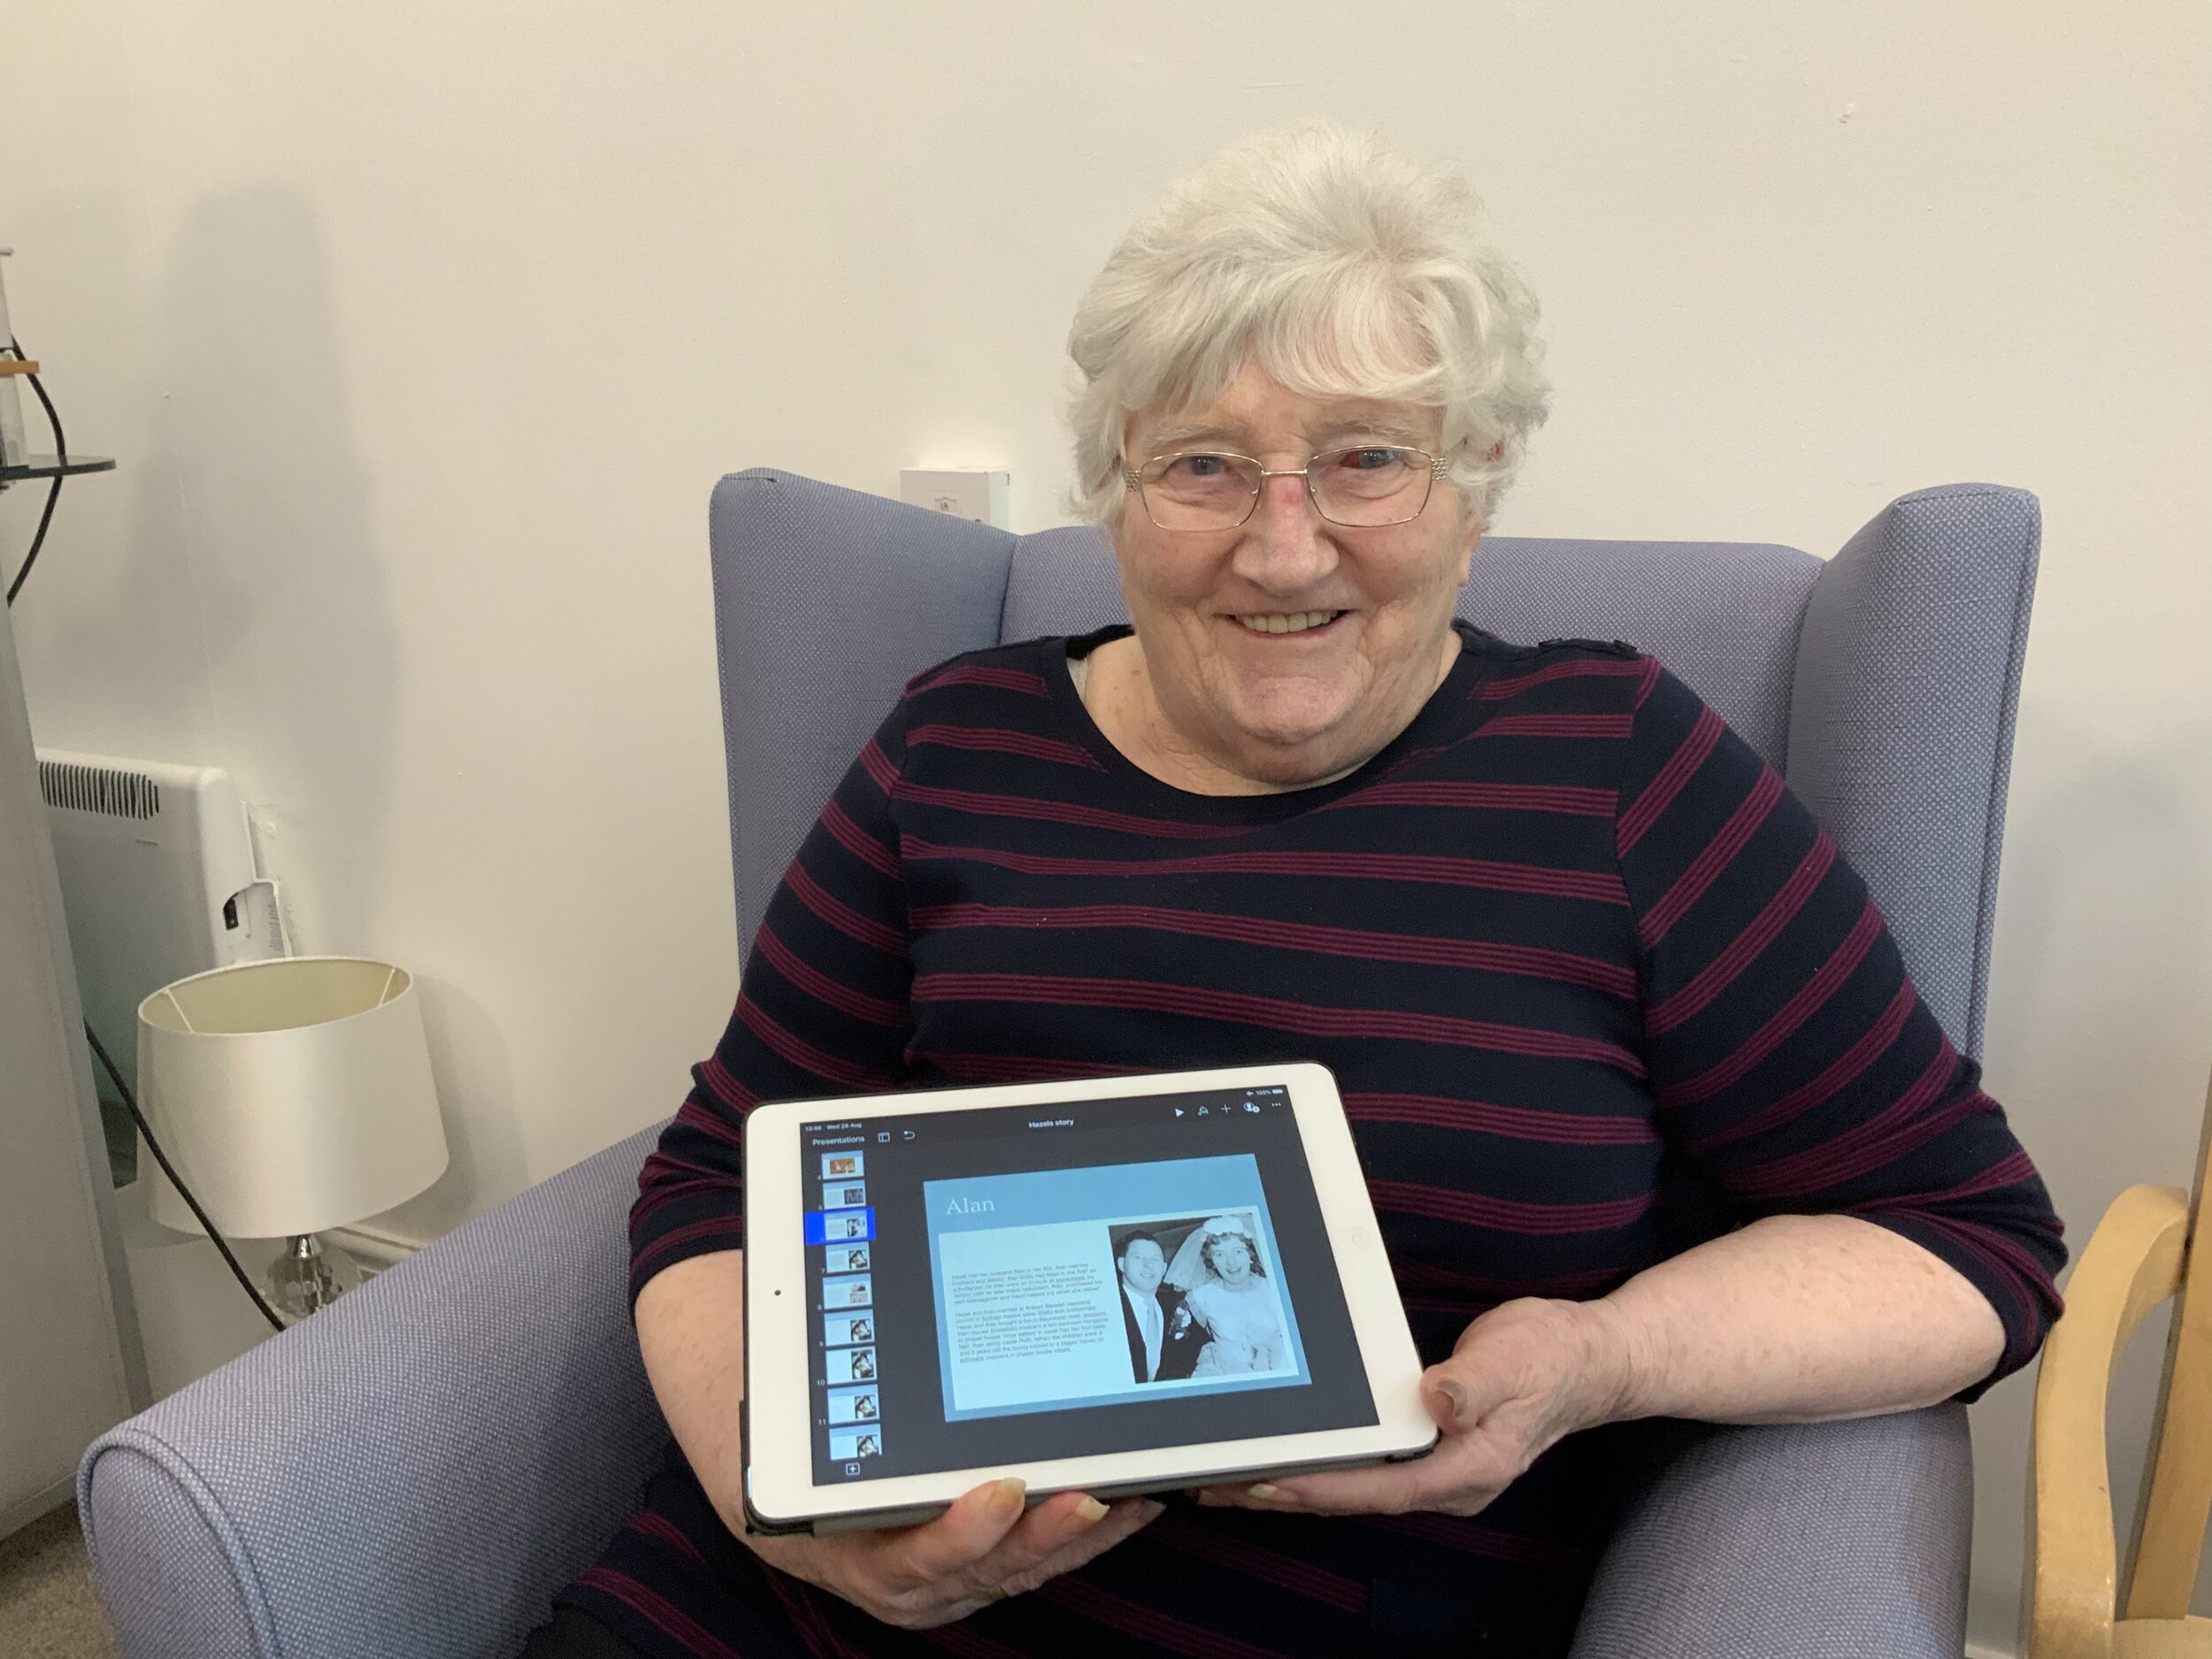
top-left (266, 1233), bottom-right (364, 1325)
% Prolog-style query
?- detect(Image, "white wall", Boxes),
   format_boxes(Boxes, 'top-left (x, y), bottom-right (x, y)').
top-left (4, 2), bottom-right (2206, 1645)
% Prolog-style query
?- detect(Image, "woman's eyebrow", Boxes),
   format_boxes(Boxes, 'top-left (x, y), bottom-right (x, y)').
top-left (1311, 417), bottom-right (1431, 445)
top-left (1144, 423), bottom-right (1247, 451)
top-left (1141, 413), bottom-right (1433, 452)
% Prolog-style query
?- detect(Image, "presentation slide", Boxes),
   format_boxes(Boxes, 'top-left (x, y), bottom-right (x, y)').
top-left (924, 1155), bottom-right (1308, 1422)
top-left (825, 1311), bottom-right (875, 1347)
top-left (809, 1206), bottom-right (874, 1245)
top-left (827, 1385), bottom-right (879, 1425)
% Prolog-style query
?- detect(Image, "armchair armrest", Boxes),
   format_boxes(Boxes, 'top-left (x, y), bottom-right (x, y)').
top-left (1569, 1409), bottom-right (1973, 1659)
top-left (78, 1124), bottom-right (672, 1659)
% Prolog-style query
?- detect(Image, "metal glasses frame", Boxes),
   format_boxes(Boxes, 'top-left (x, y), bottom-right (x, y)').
top-left (1122, 448), bottom-right (1454, 531)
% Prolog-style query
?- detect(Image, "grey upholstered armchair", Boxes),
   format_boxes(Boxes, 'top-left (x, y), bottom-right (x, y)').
top-left (77, 471), bottom-right (2041, 1658)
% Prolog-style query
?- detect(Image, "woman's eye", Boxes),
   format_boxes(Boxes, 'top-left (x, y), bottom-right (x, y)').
top-left (1174, 454), bottom-right (1229, 479)
top-left (1343, 447), bottom-right (1405, 471)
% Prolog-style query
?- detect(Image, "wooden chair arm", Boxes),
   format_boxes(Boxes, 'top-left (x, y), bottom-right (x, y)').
top-left (2033, 1183), bottom-right (2190, 1658)
top-left (2126, 1068), bottom-right (2212, 1621)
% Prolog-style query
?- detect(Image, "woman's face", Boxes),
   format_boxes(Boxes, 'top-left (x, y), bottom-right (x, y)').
top-left (1210, 1235), bottom-right (1254, 1284)
top-left (1112, 362), bottom-right (1481, 788)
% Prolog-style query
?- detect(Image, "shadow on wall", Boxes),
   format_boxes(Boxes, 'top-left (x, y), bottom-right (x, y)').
top-left (64, 189), bottom-right (402, 953)
top-left (1983, 703), bottom-right (2212, 1139)
top-left (1969, 699), bottom-right (2212, 1631)
top-left (37, 191), bottom-right (531, 1230)
top-left (100, 191), bottom-right (535, 1240)
top-left (369, 974), bottom-right (529, 1245)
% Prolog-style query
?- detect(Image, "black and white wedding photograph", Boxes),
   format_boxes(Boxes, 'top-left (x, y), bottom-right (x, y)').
top-left (1107, 1213), bottom-right (1293, 1386)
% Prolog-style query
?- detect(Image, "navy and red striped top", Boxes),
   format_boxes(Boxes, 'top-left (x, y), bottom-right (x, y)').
top-left (561, 621), bottom-right (2063, 1659)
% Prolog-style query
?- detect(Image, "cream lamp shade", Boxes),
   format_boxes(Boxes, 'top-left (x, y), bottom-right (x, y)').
top-left (135, 956), bottom-right (449, 1239)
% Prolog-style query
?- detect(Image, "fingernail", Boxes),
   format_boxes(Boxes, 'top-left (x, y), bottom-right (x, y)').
top-left (1073, 1496), bottom-right (1109, 1525)
top-left (1247, 1483), bottom-right (1279, 1501)
top-left (988, 1478), bottom-right (1025, 1523)
top-left (1436, 1380), bottom-right (1467, 1422)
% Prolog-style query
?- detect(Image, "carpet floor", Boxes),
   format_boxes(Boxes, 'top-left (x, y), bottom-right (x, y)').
top-left (0, 1502), bottom-right (119, 1658)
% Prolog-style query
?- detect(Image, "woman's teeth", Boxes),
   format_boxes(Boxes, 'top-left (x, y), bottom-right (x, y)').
top-left (1234, 611), bottom-right (1341, 634)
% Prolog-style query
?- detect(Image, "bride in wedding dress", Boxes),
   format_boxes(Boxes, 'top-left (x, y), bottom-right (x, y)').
top-left (1163, 1216), bottom-right (1288, 1375)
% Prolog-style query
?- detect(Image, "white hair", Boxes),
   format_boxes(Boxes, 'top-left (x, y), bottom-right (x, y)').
top-left (1066, 121), bottom-right (1550, 528)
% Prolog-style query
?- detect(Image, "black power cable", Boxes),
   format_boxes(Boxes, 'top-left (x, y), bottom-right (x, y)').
top-left (5, 478), bottom-right (63, 605)
top-left (4, 334), bottom-right (66, 606)
top-left (81, 1020), bottom-right (288, 1333)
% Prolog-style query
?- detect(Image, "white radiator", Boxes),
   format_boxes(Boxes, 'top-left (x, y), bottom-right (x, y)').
top-left (35, 749), bottom-right (279, 1094)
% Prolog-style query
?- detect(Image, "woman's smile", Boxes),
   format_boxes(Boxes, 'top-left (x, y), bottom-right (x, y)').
top-left (1227, 609), bottom-right (1348, 636)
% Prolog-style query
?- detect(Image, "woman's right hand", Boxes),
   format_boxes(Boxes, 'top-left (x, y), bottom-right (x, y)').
top-left (635, 1257), bottom-right (1155, 1625)
top-left (744, 1479), bottom-right (1162, 1629)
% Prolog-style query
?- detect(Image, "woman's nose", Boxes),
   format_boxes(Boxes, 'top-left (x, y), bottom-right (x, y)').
top-left (1236, 472), bottom-right (1336, 591)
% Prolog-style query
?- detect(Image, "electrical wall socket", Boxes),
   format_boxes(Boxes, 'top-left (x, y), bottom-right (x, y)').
top-left (900, 469), bottom-right (1010, 530)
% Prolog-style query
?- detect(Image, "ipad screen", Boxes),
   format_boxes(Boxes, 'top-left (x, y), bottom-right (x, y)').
top-left (796, 1082), bottom-right (1379, 1486)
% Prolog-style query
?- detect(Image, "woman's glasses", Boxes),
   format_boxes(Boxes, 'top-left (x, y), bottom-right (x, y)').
top-left (1123, 446), bottom-right (1451, 532)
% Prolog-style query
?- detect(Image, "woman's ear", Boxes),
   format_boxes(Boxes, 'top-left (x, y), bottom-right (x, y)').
top-left (1455, 513), bottom-right (1484, 587)
top-left (1455, 440), bottom-right (1504, 582)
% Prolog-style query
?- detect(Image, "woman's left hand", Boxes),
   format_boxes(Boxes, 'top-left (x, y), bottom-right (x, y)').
top-left (1196, 1297), bottom-right (1634, 1518)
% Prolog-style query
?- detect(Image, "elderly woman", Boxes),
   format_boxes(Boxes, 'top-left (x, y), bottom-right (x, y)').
top-left (530, 123), bottom-right (2063, 1658)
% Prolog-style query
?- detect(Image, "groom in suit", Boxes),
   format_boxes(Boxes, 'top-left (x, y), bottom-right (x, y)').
top-left (1117, 1233), bottom-right (1199, 1384)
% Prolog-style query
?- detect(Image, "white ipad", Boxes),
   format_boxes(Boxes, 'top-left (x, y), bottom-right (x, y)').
top-left (741, 1062), bottom-right (1437, 1534)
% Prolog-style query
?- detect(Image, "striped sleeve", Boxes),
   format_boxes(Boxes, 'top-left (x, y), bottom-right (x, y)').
top-left (626, 704), bottom-right (917, 1310)
top-left (1615, 664), bottom-right (2065, 1394)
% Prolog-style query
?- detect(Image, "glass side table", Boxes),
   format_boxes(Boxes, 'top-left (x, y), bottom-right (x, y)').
top-left (1, 455), bottom-right (115, 484)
